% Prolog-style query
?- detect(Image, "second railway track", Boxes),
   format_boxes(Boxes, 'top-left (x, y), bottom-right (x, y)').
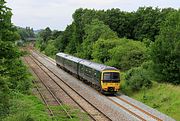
top-left (25, 53), bottom-right (111, 121)
top-left (24, 56), bottom-right (73, 119)
top-left (25, 48), bottom-right (175, 121)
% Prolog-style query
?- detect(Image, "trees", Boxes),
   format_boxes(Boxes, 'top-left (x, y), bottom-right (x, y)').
top-left (39, 27), bottom-right (52, 42)
top-left (92, 38), bottom-right (120, 63)
top-left (150, 10), bottom-right (180, 84)
top-left (0, 0), bottom-right (32, 117)
top-left (132, 7), bottom-right (162, 41)
top-left (17, 27), bottom-right (35, 40)
top-left (77, 19), bottom-right (118, 59)
top-left (44, 40), bottom-right (58, 58)
top-left (104, 8), bottom-right (133, 38)
top-left (0, 0), bottom-right (18, 116)
top-left (106, 38), bottom-right (148, 70)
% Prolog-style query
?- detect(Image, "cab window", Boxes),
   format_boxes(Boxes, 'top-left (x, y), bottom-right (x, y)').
top-left (103, 72), bottom-right (120, 82)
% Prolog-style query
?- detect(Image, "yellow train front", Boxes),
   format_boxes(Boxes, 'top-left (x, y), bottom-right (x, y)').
top-left (101, 69), bottom-right (120, 93)
top-left (56, 53), bottom-right (120, 94)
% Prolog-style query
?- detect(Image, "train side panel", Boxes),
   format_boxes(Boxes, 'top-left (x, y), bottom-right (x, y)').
top-left (78, 63), bottom-right (101, 87)
top-left (55, 54), bottom-right (64, 68)
top-left (63, 58), bottom-right (78, 75)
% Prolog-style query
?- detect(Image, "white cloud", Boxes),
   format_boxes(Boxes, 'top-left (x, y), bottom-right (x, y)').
top-left (6, 0), bottom-right (180, 30)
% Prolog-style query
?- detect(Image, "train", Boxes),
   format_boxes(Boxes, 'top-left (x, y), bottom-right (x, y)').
top-left (55, 52), bottom-right (121, 94)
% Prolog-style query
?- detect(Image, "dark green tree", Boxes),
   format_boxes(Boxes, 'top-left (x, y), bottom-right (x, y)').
top-left (106, 38), bottom-right (148, 70)
top-left (151, 10), bottom-right (180, 84)
top-left (55, 24), bottom-right (75, 53)
top-left (0, 0), bottom-right (32, 117)
top-left (133, 7), bottom-right (162, 41)
top-left (0, 0), bottom-right (19, 116)
top-left (104, 8), bottom-right (133, 38)
top-left (17, 27), bottom-right (35, 40)
top-left (39, 27), bottom-right (52, 42)
top-left (77, 19), bottom-right (118, 59)
top-left (92, 38), bottom-right (120, 63)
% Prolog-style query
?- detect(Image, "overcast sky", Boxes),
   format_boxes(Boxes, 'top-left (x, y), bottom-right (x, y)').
top-left (6, 0), bottom-right (180, 30)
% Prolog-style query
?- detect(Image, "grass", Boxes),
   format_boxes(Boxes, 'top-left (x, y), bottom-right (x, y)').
top-left (2, 92), bottom-right (51, 121)
top-left (121, 81), bottom-right (180, 120)
top-left (2, 91), bottom-right (89, 121)
top-left (50, 105), bottom-right (89, 121)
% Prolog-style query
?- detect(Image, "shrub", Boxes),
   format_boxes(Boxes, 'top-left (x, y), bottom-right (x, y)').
top-left (125, 66), bottom-right (152, 91)
top-left (44, 40), bottom-right (58, 58)
top-left (3, 113), bottom-right (35, 121)
top-left (150, 10), bottom-right (180, 84)
top-left (106, 38), bottom-right (148, 70)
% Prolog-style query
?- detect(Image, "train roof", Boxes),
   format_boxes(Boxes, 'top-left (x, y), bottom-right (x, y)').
top-left (56, 52), bottom-right (119, 71)
top-left (79, 59), bottom-right (118, 71)
top-left (56, 52), bottom-right (82, 63)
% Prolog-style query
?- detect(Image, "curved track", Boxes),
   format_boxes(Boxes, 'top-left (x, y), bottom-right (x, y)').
top-left (25, 48), bottom-right (174, 121)
top-left (24, 57), bottom-right (72, 119)
top-left (25, 50), bottom-right (111, 121)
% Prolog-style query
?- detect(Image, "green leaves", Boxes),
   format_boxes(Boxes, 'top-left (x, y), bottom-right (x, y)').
top-left (77, 19), bottom-right (118, 59)
top-left (125, 66), bottom-right (152, 91)
top-left (0, 1), bottom-right (33, 118)
top-left (150, 10), bottom-right (180, 84)
top-left (105, 38), bottom-right (148, 70)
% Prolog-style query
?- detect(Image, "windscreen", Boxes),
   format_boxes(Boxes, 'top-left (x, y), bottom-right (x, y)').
top-left (103, 72), bottom-right (120, 82)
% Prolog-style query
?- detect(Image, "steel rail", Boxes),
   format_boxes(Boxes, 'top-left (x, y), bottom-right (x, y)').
top-left (25, 56), bottom-right (72, 119)
top-left (24, 57), bottom-right (55, 117)
top-left (115, 96), bottom-right (162, 121)
top-left (32, 50), bottom-right (163, 121)
top-left (30, 50), bottom-right (111, 121)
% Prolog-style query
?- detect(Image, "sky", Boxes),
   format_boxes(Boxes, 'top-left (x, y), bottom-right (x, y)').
top-left (6, 0), bottom-right (180, 31)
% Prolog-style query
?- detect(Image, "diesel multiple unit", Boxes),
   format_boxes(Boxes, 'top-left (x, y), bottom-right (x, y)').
top-left (55, 53), bottom-right (120, 93)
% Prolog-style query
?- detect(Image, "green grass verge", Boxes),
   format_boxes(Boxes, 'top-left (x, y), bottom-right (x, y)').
top-left (121, 81), bottom-right (180, 120)
top-left (2, 92), bottom-right (51, 121)
top-left (2, 92), bottom-right (89, 121)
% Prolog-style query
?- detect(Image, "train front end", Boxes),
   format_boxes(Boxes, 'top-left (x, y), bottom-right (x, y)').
top-left (101, 70), bottom-right (120, 93)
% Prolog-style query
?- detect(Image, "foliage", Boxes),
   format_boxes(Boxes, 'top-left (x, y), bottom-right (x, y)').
top-left (64, 23), bottom-right (77, 54)
top-left (17, 27), bottom-right (35, 41)
top-left (125, 66), bottom-right (152, 91)
top-left (92, 38), bottom-right (120, 63)
top-left (0, 76), bottom-right (10, 118)
top-left (0, 0), bottom-right (32, 119)
top-left (53, 7), bottom-right (176, 61)
top-left (129, 81), bottom-right (180, 120)
top-left (132, 7), bottom-right (161, 41)
top-left (106, 38), bottom-right (148, 70)
top-left (76, 19), bottom-right (118, 59)
top-left (7, 59), bottom-right (32, 93)
top-left (60, 24), bottom-right (75, 53)
top-left (39, 27), bottom-right (52, 43)
top-left (104, 8), bottom-right (134, 38)
top-left (44, 40), bottom-right (58, 58)
top-left (2, 92), bottom-right (51, 121)
top-left (150, 10), bottom-right (180, 84)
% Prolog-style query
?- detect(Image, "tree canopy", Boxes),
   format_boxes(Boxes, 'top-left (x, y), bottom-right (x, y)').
top-left (151, 10), bottom-right (180, 84)
top-left (0, 0), bottom-right (32, 117)
top-left (36, 7), bottom-right (179, 85)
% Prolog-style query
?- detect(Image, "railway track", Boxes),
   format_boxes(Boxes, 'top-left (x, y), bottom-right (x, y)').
top-left (107, 96), bottom-right (162, 121)
top-left (25, 48), bottom-right (174, 121)
top-left (25, 51), bottom-right (111, 121)
top-left (32, 50), bottom-right (164, 121)
top-left (24, 57), bottom-right (72, 119)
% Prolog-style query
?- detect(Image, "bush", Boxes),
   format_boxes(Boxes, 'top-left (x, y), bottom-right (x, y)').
top-left (3, 113), bottom-right (35, 121)
top-left (125, 66), bottom-right (152, 91)
top-left (150, 10), bottom-right (180, 84)
top-left (106, 38), bottom-right (148, 70)
top-left (7, 59), bottom-right (32, 94)
top-left (44, 40), bottom-right (58, 58)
